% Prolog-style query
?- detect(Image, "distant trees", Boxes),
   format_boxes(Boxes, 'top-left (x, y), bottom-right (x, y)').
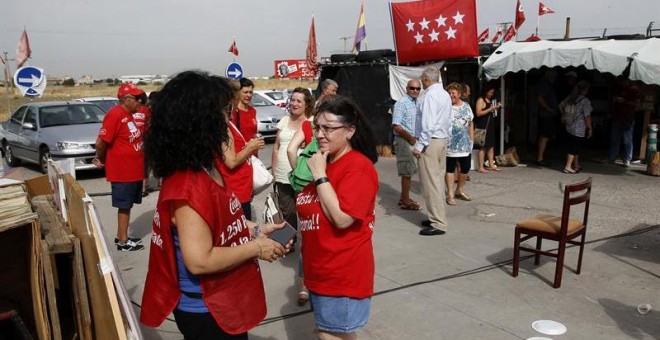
top-left (62, 78), bottom-right (75, 86)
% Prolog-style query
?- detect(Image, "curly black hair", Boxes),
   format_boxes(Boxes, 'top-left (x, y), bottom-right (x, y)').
top-left (315, 96), bottom-right (378, 163)
top-left (145, 70), bottom-right (232, 178)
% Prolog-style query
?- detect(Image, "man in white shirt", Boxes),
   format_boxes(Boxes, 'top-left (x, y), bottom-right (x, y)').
top-left (412, 67), bottom-right (452, 236)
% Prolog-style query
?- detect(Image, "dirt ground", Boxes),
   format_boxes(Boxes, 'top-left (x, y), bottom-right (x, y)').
top-left (0, 78), bottom-right (316, 120)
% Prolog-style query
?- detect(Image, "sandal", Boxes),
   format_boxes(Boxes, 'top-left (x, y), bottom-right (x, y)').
top-left (489, 166), bottom-right (501, 172)
top-left (477, 168), bottom-right (489, 173)
top-left (297, 291), bottom-right (309, 306)
top-left (562, 168), bottom-right (576, 174)
top-left (446, 197), bottom-right (457, 206)
top-left (399, 200), bottom-right (422, 210)
top-left (456, 192), bottom-right (472, 201)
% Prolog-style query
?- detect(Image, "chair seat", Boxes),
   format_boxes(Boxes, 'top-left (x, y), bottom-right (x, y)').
top-left (516, 214), bottom-right (584, 235)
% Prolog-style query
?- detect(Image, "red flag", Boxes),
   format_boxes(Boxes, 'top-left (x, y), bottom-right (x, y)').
top-left (390, 0), bottom-right (478, 64)
top-left (306, 17), bottom-right (319, 73)
top-left (515, 0), bottom-right (525, 30)
top-left (491, 26), bottom-right (503, 43)
top-left (503, 25), bottom-right (517, 42)
top-left (477, 28), bottom-right (489, 43)
top-left (538, 2), bottom-right (555, 16)
top-left (228, 40), bottom-right (239, 56)
top-left (16, 28), bottom-right (32, 68)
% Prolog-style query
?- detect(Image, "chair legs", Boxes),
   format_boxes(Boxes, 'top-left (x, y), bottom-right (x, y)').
top-left (553, 242), bottom-right (567, 289)
top-left (576, 232), bottom-right (586, 274)
top-left (534, 237), bottom-right (542, 265)
top-left (512, 229), bottom-right (520, 277)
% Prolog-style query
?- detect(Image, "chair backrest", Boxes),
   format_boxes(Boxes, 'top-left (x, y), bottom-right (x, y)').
top-left (559, 177), bottom-right (592, 236)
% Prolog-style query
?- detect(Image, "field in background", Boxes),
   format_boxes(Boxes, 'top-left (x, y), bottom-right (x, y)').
top-left (0, 78), bottom-right (317, 120)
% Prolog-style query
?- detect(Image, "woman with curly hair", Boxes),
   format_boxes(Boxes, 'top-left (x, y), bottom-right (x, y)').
top-left (140, 70), bottom-right (290, 340)
top-left (298, 96), bottom-right (378, 339)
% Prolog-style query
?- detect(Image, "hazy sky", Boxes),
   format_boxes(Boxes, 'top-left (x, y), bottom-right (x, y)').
top-left (1, 0), bottom-right (658, 78)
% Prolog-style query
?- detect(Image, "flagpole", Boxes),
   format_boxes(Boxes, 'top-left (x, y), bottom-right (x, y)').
top-left (536, 10), bottom-right (540, 36)
top-left (232, 36), bottom-right (236, 63)
top-left (388, 1), bottom-right (399, 65)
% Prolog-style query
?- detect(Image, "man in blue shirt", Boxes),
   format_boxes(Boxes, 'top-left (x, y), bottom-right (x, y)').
top-left (392, 79), bottom-right (422, 211)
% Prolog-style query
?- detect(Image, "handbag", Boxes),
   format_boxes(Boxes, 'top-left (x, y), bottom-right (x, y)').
top-left (289, 138), bottom-right (319, 192)
top-left (251, 156), bottom-right (273, 195)
top-left (474, 115), bottom-right (490, 148)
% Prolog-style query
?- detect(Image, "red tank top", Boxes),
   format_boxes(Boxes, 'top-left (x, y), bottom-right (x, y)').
top-left (218, 124), bottom-right (254, 203)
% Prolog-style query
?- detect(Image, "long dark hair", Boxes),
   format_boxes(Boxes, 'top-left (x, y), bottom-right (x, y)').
top-left (145, 70), bottom-right (232, 178)
top-left (315, 96), bottom-right (378, 163)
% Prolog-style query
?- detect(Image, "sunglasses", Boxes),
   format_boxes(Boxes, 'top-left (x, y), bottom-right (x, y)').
top-left (407, 87), bottom-right (421, 91)
top-left (312, 124), bottom-right (347, 134)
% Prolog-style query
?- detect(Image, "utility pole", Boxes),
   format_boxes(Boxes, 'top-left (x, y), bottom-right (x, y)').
top-left (339, 36), bottom-right (353, 53)
top-left (1, 51), bottom-right (12, 115)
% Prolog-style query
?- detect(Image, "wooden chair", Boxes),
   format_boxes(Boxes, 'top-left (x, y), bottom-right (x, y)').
top-left (512, 177), bottom-right (592, 288)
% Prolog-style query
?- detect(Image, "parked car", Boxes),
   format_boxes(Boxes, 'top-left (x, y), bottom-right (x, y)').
top-left (73, 97), bottom-right (119, 116)
top-left (0, 101), bottom-right (106, 173)
top-left (254, 90), bottom-right (289, 109)
top-left (252, 92), bottom-right (288, 140)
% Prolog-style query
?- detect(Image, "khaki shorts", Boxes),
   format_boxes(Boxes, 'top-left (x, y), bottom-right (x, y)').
top-left (394, 136), bottom-right (417, 177)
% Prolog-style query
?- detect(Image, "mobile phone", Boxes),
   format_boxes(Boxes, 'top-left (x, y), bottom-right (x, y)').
top-left (268, 222), bottom-right (297, 246)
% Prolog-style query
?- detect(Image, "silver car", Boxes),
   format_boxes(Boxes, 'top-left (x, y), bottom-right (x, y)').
top-left (252, 92), bottom-right (288, 140)
top-left (0, 101), bottom-right (106, 173)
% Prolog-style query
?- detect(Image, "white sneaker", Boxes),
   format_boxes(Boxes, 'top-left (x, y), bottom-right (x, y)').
top-left (623, 161), bottom-right (631, 167)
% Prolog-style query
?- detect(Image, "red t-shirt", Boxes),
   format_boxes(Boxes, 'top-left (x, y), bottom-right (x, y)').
top-left (297, 150), bottom-right (378, 298)
top-left (217, 124), bottom-right (253, 203)
top-left (232, 106), bottom-right (258, 140)
top-left (133, 105), bottom-right (152, 134)
top-left (98, 105), bottom-right (145, 182)
top-left (140, 169), bottom-right (266, 333)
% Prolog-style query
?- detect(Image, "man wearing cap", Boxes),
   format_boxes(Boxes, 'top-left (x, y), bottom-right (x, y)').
top-left (94, 83), bottom-right (146, 251)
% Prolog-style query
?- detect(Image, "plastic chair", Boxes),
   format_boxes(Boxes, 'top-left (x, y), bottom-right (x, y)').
top-left (512, 177), bottom-right (592, 288)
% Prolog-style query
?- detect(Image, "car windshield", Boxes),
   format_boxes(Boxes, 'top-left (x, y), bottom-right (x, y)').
top-left (251, 93), bottom-right (275, 107)
top-left (88, 99), bottom-right (118, 112)
top-left (265, 91), bottom-right (287, 101)
top-left (40, 105), bottom-right (105, 128)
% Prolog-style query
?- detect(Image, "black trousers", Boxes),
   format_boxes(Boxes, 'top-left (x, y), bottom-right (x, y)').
top-left (173, 309), bottom-right (248, 340)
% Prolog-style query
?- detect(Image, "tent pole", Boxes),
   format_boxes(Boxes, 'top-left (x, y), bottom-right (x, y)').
top-left (500, 76), bottom-right (505, 154)
top-left (523, 72), bottom-right (528, 158)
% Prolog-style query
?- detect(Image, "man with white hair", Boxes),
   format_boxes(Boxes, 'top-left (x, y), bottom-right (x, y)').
top-left (412, 67), bottom-right (452, 236)
top-left (315, 79), bottom-right (338, 108)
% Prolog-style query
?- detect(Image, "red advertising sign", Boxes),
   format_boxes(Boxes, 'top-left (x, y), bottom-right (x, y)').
top-left (274, 60), bottom-right (317, 79)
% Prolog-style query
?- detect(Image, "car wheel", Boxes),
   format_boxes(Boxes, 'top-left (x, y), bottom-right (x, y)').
top-left (3, 142), bottom-right (21, 167)
top-left (39, 147), bottom-right (51, 174)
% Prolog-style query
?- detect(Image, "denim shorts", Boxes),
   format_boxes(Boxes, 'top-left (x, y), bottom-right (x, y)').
top-left (111, 181), bottom-right (143, 209)
top-left (309, 293), bottom-right (371, 333)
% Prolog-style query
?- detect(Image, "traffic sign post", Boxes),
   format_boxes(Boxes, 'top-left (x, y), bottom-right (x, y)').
top-left (13, 66), bottom-right (47, 97)
top-left (226, 63), bottom-right (243, 79)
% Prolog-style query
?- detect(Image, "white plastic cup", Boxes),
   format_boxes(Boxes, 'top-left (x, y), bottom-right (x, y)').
top-left (637, 304), bottom-right (652, 315)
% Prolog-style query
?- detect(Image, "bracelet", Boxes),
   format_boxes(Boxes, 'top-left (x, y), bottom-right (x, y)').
top-left (314, 177), bottom-right (330, 187)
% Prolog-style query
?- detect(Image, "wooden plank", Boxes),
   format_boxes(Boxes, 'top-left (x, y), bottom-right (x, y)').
top-left (32, 196), bottom-right (72, 254)
top-left (30, 221), bottom-right (50, 340)
top-left (41, 240), bottom-right (62, 340)
top-left (70, 236), bottom-right (93, 340)
top-left (63, 174), bottom-right (122, 340)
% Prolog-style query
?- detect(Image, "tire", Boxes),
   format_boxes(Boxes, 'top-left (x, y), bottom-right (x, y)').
top-left (39, 147), bottom-right (51, 174)
top-left (3, 142), bottom-right (21, 167)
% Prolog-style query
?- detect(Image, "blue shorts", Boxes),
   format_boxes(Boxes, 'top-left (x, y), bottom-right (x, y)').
top-left (309, 293), bottom-right (371, 334)
top-left (111, 182), bottom-right (143, 209)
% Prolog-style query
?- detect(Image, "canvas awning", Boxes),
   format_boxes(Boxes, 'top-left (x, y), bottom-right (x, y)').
top-left (483, 38), bottom-right (660, 86)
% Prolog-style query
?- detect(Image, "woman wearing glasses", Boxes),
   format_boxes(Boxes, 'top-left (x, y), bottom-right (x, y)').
top-left (297, 96), bottom-right (378, 339)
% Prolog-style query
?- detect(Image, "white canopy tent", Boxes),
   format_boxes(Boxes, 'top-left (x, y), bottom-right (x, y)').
top-left (481, 38), bottom-right (660, 153)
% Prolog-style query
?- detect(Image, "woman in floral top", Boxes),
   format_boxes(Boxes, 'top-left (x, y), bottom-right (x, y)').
top-left (445, 83), bottom-right (474, 205)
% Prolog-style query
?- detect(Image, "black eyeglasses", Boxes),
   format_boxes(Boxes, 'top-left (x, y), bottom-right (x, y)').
top-left (407, 87), bottom-right (421, 91)
top-left (312, 124), bottom-right (346, 134)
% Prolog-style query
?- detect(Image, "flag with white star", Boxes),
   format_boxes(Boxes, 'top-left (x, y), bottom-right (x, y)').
top-left (390, 0), bottom-right (478, 64)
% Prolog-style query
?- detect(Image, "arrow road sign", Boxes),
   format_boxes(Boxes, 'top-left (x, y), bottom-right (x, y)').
top-left (226, 63), bottom-right (243, 79)
top-left (14, 66), bottom-right (47, 97)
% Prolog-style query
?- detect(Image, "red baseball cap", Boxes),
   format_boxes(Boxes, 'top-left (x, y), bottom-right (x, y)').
top-left (117, 83), bottom-right (145, 99)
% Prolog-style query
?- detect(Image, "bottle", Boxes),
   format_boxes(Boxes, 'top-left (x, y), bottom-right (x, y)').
top-left (492, 99), bottom-right (498, 117)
